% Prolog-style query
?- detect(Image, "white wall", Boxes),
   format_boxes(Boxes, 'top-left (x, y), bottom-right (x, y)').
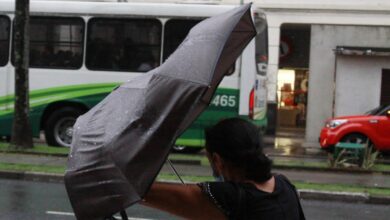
top-left (306, 25), bottom-right (390, 146)
top-left (335, 56), bottom-right (390, 117)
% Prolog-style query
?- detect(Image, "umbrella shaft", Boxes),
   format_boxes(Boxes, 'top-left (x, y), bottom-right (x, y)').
top-left (167, 159), bottom-right (186, 185)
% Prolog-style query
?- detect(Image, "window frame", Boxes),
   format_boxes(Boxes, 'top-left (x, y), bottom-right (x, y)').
top-left (0, 15), bottom-right (11, 67)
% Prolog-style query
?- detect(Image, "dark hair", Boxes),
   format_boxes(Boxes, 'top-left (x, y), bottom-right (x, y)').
top-left (205, 118), bottom-right (272, 182)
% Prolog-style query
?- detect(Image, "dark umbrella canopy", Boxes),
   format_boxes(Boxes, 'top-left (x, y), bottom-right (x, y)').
top-left (65, 4), bottom-right (256, 219)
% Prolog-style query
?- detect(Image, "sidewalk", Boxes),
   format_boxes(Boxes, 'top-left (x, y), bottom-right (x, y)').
top-left (1, 152), bottom-right (389, 189)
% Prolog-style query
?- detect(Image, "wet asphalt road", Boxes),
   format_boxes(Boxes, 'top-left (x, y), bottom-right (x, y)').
top-left (0, 178), bottom-right (178, 220)
top-left (0, 178), bottom-right (389, 220)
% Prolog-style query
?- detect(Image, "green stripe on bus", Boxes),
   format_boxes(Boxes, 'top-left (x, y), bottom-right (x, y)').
top-left (175, 138), bottom-right (205, 147)
top-left (0, 83), bottom-right (119, 112)
top-left (0, 83), bottom-right (119, 107)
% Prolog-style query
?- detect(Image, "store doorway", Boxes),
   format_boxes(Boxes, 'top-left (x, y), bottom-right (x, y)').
top-left (276, 24), bottom-right (311, 139)
top-left (381, 69), bottom-right (390, 105)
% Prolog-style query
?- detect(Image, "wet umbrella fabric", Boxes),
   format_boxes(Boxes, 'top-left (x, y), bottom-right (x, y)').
top-left (65, 4), bottom-right (256, 219)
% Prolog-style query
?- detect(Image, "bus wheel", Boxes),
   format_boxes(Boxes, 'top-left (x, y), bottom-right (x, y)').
top-left (172, 145), bottom-right (202, 154)
top-left (45, 107), bottom-right (83, 147)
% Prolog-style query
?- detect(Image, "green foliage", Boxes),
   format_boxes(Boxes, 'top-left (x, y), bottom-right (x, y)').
top-left (329, 142), bottom-right (380, 169)
top-left (0, 162), bottom-right (65, 174)
top-left (361, 145), bottom-right (380, 169)
top-left (328, 149), bottom-right (349, 168)
top-left (0, 141), bottom-right (69, 155)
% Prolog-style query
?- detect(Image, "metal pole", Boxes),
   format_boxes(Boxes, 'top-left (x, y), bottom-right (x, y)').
top-left (167, 159), bottom-right (186, 185)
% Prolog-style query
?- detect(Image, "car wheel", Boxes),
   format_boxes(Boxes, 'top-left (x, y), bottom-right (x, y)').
top-left (341, 133), bottom-right (368, 145)
top-left (45, 107), bottom-right (84, 147)
top-left (340, 133), bottom-right (373, 166)
top-left (172, 145), bottom-right (202, 154)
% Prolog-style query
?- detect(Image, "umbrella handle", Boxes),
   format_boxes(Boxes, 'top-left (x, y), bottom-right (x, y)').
top-left (120, 210), bottom-right (128, 220)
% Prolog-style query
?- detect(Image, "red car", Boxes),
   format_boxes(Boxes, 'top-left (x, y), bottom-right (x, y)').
top-left (320, 104), bottom-right (390, 152)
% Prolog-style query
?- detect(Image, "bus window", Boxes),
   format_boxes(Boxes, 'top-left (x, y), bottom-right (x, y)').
top-left (164, 18), bottom-right (236, 75)
top-left (86, 18), bottom-right (161, 72)
top-left (27, 17), bottom-right (84, 69)
top-left (163, 19), bottom-right (201, 61)
top-left (255, 14), bottom-right (268, 76)
top-left (0, 16), bottom-right (10, 67)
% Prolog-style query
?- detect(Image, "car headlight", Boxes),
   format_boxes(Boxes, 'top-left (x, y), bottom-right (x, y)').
top-left (326, 119), bottom-right (348, 129)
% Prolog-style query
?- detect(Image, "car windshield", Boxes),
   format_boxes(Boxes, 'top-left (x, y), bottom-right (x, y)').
top-left (365, 105), bottom-right (387, 115)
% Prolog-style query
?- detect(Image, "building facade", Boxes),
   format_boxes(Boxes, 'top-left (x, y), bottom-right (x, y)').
top-left (257, 0), bottom-right (390, 146)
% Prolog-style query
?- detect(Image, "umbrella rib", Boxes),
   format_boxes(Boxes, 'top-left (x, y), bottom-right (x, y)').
top-left (167, 159), bottom-right (186, 185)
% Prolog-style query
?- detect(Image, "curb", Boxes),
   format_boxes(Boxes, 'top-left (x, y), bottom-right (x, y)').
top-left (0, 170), bottom-right (64, 183)
top-left (298, 189), bottom-right (369, 203)
top-left (272, 164), bottom-right (390, 175)
top-left (298, 189), bottom-right (389, 205)
top-left (1, 170), bottom-right (389, 205)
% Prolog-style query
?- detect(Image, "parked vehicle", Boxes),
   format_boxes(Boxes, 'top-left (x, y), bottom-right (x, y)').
top-left (0, 1), bottom-right (269, 152)
top-left (319, 104), bottom-right (390, 152)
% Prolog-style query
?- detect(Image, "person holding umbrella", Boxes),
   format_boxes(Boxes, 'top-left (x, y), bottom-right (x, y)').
top-left (143, 118), bottom-right (305, 219)
top-left (66, 4), bottom-right (304, 220)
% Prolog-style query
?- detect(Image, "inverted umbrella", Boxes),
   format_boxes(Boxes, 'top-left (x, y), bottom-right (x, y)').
top-left (65, 4), bottom-right (256, 219)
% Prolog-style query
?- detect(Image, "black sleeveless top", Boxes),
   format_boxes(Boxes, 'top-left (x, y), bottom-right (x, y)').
top-left (198, 174), bottom-right (305, 220)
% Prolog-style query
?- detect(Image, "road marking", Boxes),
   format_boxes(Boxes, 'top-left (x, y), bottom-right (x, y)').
top-left (46, 211), bottom-right (74, 216)
top-left (46, 211), bottom-right (154, 220)
top-left (119, 217), bottom-right (153, 220)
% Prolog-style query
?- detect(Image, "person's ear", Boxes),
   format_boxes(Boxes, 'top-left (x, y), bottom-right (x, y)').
top-left (212, 153), bottom-right (224, 172)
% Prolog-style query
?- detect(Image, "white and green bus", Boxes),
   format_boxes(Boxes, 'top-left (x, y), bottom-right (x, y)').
top-left (0, 0), bottom-right (268, 152)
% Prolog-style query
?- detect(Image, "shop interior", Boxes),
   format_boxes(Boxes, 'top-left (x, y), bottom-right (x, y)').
top-left (276, 24), bottom-right (311, 134)
top-left (277, 69), bottom-right (308, 128)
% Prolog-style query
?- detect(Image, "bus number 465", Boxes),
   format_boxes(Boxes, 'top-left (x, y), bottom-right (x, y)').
top-left (211, 95), bottom-right (236, 107)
